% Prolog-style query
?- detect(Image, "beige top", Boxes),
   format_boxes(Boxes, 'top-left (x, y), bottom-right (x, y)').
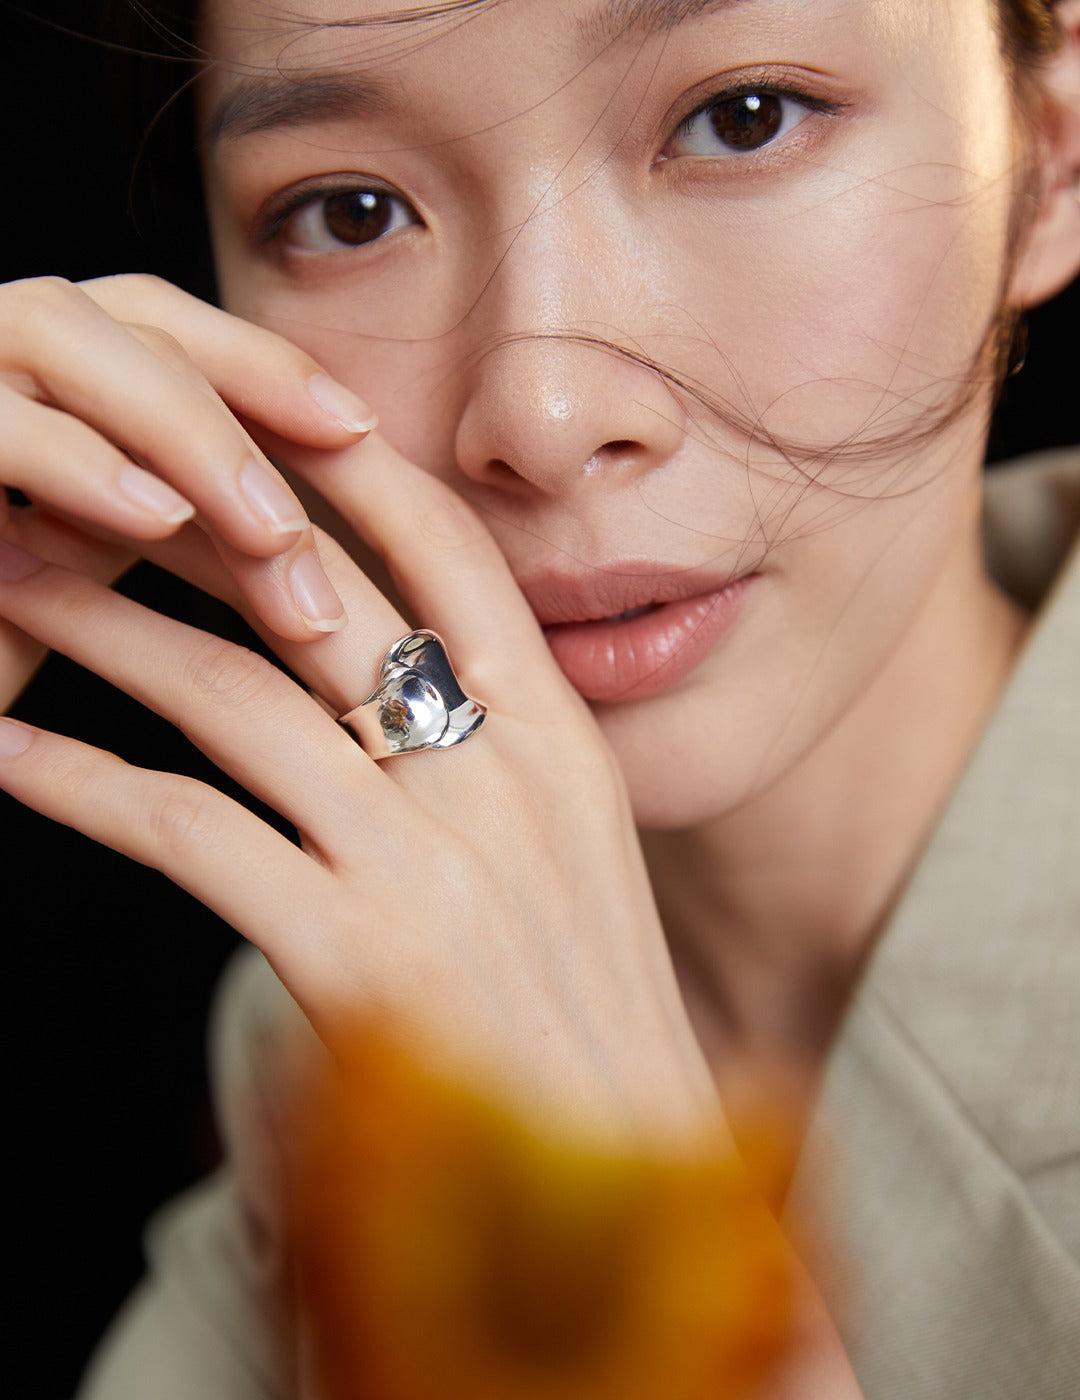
top-left (78, 450), bottom-right (1080, 1400)
top-left (786, 447), bottom-right (1080, 1399)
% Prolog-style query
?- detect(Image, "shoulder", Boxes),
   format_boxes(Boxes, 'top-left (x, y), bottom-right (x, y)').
top-left (790, 450), bottom-right (1080, 1398)
top-left (76, 952), bottom-right (318, 1400)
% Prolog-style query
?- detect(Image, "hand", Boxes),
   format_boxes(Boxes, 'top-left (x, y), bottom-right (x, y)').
top-left (0, 430), bottom-right (719, 1147)
top-left (0, 433), bottom-right (866, 1391)
top-left (0, 274), bottom-right (378, 708)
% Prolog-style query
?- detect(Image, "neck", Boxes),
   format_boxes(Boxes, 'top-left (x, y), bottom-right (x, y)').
top-left (642, 511), bottom-right (1028, 1096)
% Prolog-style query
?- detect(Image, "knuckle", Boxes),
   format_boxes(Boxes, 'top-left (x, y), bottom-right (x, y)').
top-left (79, 274), bottom-right (183, 327)
top-left (414, 493), bottom-right (488, 552)
top-left (120, 272), bottom-right (168, 297)
top-left (426, 832), bottom-right (488, 907)
top-left (14, 275), bottom-right (77, 304)
top-left (41, 746), bottom-right (102, 806)
top-left (144, 780), bottom-right (221, 858)
top-left (125, 323), bottom-right (207, 385)
top-left (87, 271), bottom-right (169, 304)
top-left (127, 322), bottom-right (186, 359)
top-left (182, 638), bottom-right (278, 712)
top-left (52, 579), bottom-right (123, 633)
top-left (0, 276), bottom-right (81, 333)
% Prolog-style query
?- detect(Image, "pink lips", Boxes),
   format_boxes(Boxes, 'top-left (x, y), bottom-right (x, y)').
top-left (522, 569), bottom-right (758, 702)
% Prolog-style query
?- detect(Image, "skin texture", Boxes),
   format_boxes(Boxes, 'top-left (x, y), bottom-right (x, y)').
top-left (1, 0), bottom-right (1075, 1103)
top-left (204, 0), bottom-right (1019, 807)
top-left (0, 2), bottom-right (1078, 1386)
top-left (198, 0), bottom-right (1045, 1056)
top-left (2, 0), bottom-right (1076, 1098)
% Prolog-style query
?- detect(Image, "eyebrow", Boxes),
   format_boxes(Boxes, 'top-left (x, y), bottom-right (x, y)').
top-left (207, 0), bottom-right (752, 145)
top-left (206, 72), bottom-right (394, 145)
top-left (578, 0), bottom-right (751, 46)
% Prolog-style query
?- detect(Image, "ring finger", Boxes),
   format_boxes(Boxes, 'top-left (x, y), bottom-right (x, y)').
top-left (0, 540), bottom-right (377, 845)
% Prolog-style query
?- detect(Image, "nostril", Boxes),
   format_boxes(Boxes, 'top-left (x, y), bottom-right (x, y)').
top-left (481, 458), bottom-right (520, 485)
top-left (583, 441), bottom-right (638, 474)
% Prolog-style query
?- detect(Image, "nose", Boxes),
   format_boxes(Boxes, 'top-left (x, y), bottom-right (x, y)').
top-left (452, 232), bottom-right (686, 499)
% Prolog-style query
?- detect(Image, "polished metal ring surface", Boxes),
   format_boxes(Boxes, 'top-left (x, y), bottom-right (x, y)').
top-left (338, 629), bottom-right (486, 759)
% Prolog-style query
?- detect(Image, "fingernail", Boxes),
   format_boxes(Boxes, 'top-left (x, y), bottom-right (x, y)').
top-left (289, 551), bottom-right (347, 632)
top-left (239, 461), bottom-right (308, 536)
top-left (0, 718), bottom-right (33, 758)
top-left (308, 373), bottom-right (378, 434)
top-left (0, 538), bottom-right (45, 582)
top-left (118, 465), bottom-right (196, 524)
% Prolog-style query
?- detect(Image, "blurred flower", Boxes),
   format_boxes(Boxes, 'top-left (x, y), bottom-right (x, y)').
top-left (285, 1024), bottom-right (799, 1400)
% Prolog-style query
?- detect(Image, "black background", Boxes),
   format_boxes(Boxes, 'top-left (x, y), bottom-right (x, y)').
top-left (3, 3), bottom-right (1078, 1396)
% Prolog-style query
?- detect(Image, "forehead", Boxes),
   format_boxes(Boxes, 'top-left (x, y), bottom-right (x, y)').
top-left (199, 0), bottom-right (771, 71)
top-left (202, 0), bottom-right (753, 45)
top-left (199, 0), bottom-right (1000, 139)
top-left (198, 0), bottom-right (993, 67)
top-left (197, 0), bottom-right (762, 139)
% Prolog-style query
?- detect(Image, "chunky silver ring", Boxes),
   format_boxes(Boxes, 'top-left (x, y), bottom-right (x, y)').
top-left (338, 630), bottom-right (486, 759)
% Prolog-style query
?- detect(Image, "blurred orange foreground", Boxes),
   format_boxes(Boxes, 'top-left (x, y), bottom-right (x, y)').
top-left (285, 1023), bottom-right (801, 1400)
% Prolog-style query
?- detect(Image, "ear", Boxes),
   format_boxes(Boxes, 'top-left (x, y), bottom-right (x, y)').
top-left (1009, 0), bottom-right (1080, 308)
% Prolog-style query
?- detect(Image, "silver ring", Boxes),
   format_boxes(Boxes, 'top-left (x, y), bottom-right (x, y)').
top-left (338, 630), bottom-right (486, 759)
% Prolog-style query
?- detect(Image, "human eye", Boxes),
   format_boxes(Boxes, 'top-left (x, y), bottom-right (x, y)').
top-left (663, 85), bottom-right (840, 161)
top-left (258, 179), bottom-right (421, 254)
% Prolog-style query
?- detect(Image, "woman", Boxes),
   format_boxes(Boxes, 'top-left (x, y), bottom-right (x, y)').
top-left (1, 0), bottom-right (1078, 1394)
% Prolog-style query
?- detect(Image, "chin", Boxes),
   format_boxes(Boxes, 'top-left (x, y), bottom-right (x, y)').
top-left (593, 709), bottom-right (741, 831)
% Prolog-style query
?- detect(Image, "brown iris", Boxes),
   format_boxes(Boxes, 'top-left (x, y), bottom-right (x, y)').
top-left (709, 94), bottom-right (783, 150)
top-left (321, 190), bottom-right (396, 245)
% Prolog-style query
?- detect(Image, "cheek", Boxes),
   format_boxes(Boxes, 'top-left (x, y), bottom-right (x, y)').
top-left (655, 57), bottom-right (1017, 463)
top-left (215, 264), bottom-right (466, 473)
top-left (660, 182), bottom-right (1013, 464)
top-left (603, 465), bottom-right (979, 829)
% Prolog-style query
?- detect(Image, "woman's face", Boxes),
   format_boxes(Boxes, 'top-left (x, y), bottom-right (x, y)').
top-left (200, 0), bottom-right (1022, 826)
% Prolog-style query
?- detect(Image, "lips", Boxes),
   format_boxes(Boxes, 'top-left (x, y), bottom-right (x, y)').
top-left (521, 567), bottom-right (757, 703)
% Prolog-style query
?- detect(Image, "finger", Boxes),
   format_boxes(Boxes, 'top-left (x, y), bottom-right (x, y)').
top-left (6, 478), bottom-right (347, 644)
top-left (0, 512), bottom-right (135, 711)
top-left (82, 275), bottom-right (378, 442)
top-left (216, 527), bottom-right (407, 718)
top-left (132, 528), bottom-right (417, 727)
top-left (146, 521), bottom-right (522, 757)
top-left (0, 716), bottom-right (332, 974)
top-left (209, 529), bottom-right (352, 642)
top-left (3, 507), bottom-right (135, 584)
top-left (0, 543), bottom-right (374, 838)
top-left (28, 524), bottom-right (517, 893)
top-left (96, 521), bottom-right (384, 703)
top-left (0, 384), bottom-right (196, 539)
top-left (133, 514), bottom-right (534, 788)
top-left (1, 277), bottom-right (315, 558)
top-left (279, 434), bottom-right (567, 710)
top-left (0, 539), bottom-right (463, 907)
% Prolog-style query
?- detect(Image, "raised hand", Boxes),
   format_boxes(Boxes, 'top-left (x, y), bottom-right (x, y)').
top-left (0, 273), bottom-right (378, 707)
top-left (0, 428), bottom-right (720, 1147)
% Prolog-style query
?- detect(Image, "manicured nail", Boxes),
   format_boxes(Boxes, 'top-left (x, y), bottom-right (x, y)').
top-left (117, 464), bottom-right (196, 524)
top-left (308, 373), bottom-right (378, 434)
top-left (240, 461), bottom-right (308, 536)
top-left (289, 551), bottom-right (347, 632)
top-left (0, 538), bottom-right (45, 582)
top-left (0, 718), bottom-right (34, 758)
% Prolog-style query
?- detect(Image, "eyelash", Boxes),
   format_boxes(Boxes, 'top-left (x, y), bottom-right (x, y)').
top-left (255, 82), bottom-right (846, 253)
top-left (256, 180), bottom-right (416, 248)
top-left (668, 82), bottom-right (845, 158)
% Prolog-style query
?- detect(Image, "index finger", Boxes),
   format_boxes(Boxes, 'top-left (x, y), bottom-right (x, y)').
top-left (82, 275), bottom-right (378, 446)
